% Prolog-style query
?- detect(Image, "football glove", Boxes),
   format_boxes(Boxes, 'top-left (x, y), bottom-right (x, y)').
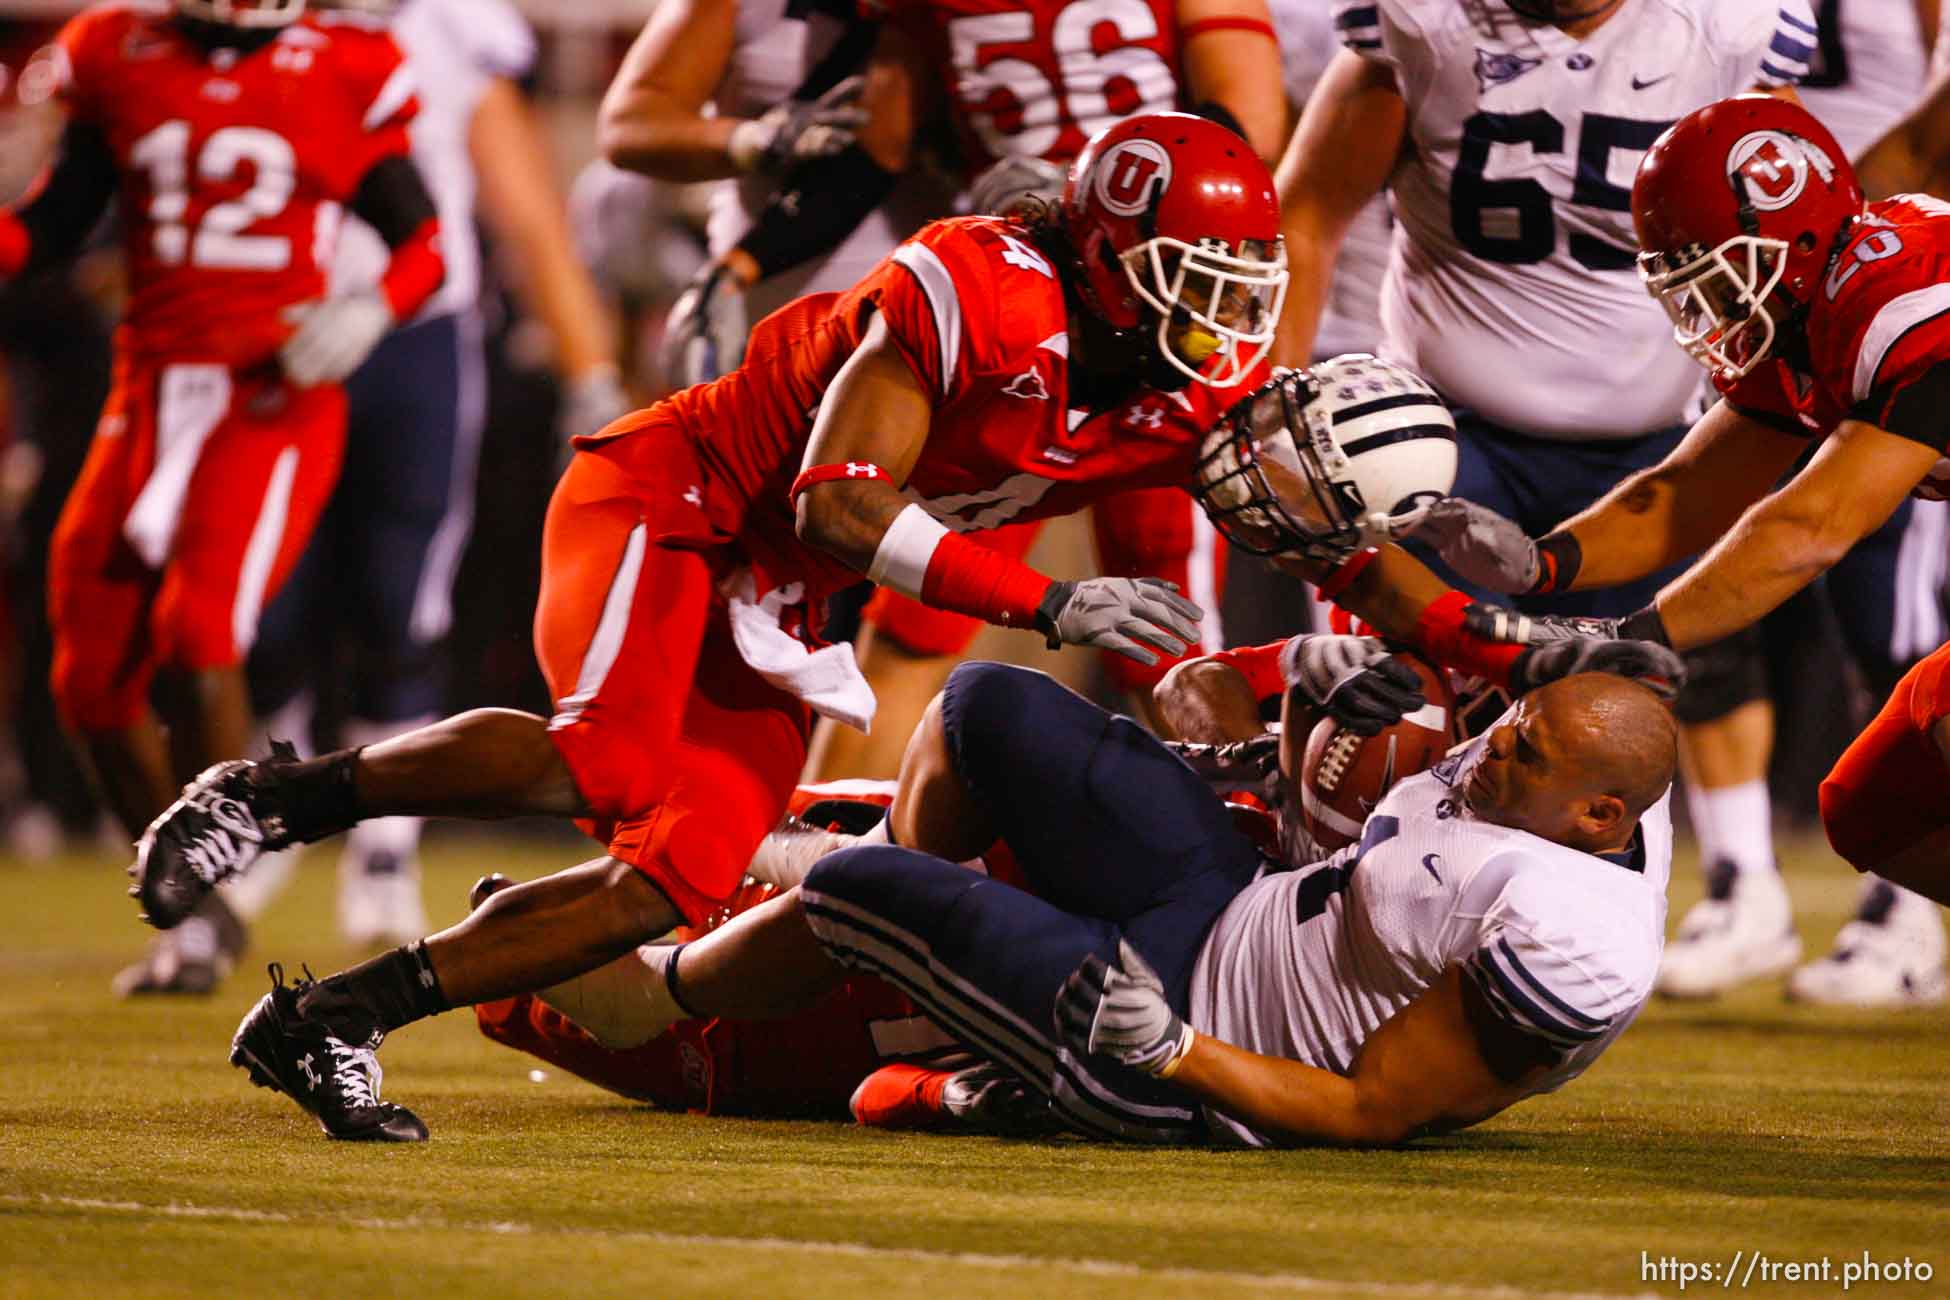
top-left (279, 292), bottom-right (393, 387)
top-left (727, 76), bottom-right (867, 175)
top-left (1037, 577), bottom-right (1203, 667)
top-left (1055, 939), bottom-right (1194, 1078)
top-left (1280, 633), bottom-right (1426, 735)
top-left (1165, 732), bottom-right (1281, 793)
top-left (1412, 498), bottom-right (1542, 595)
top-left (1461, 606), bottom-right (1687, 701)
top-left (967, 155), bottom-right (1067, 216)
top-left (558, 365), bottom-right (631, 441)
top-left (660, 261), bottom-right (749, 388)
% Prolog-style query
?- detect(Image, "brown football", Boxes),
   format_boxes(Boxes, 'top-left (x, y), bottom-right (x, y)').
top-left (1297, 652), bottom-right (1459, 853)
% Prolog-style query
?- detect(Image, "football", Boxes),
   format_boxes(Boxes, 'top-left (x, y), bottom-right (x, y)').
top-left (1297, 652), bottom-right (1460, 853)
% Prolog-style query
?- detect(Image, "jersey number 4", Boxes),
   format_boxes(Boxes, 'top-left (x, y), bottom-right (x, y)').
top-left (130, 120), bottom-right (297, 271)
top-left (1451, 111), bottom-right (1672, 269)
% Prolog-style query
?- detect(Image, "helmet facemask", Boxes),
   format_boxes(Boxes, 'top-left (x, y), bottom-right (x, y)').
top-left (1639, 235), bottom-right (1789, 383)
top-left (1193, 371), bottom-right (1368, 561)
top-left (1125, 235), bottom-right (1286, 388)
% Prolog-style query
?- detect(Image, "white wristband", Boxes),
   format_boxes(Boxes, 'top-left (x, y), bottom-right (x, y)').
top-left (867, 503), bottom-right (951, 598)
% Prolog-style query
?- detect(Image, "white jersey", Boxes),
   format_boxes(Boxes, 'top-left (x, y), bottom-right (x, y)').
top-left (1189, 733), bottom-right (1672, 1147)
top-left (332, 0), bottom-right (536, 321)
top-left (707, 0), bottom-right (947, 323)
top-left (1336, 0), bottom-right (1814, 439)
top-left (1271, 0), bottom-right (1390, 357)
top-left (1794, 1), bottom-right (1930, 158)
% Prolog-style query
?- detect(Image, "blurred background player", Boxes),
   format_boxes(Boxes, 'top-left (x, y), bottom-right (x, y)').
top-left (1650, 0), bottom-right (1948, 1009)
top-left (0, 0), bottom-right (442, 933)
top-left (115, 0), bottom-right (630, 994)
top-left (1272, 0), bottom-right (1824, 995)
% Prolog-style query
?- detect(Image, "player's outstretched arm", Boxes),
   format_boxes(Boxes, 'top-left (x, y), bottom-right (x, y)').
top-left (1647, 417), bottom-right (1942, 649)
top-left (0, 119), bottom-right (117, 281)
top-left (597, 0), bottom-right (743, 181)
top-left (1270, 50), bottom-right (1405, 368)
top-left (1059, 951), bottom-right (1551, 1146)
top-left (471, 77), bottom-right (624, 436)
top-left (1176, 0), bottom-right (1289, 165)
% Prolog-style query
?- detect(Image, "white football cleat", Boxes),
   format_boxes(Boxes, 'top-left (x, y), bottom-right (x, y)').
top-left (1657, 861), bottom-right (1802, 999)
top-left (1787, 880), bottom-right (1948, 1008)
top-left (337, 848), bottom-right (428, 948)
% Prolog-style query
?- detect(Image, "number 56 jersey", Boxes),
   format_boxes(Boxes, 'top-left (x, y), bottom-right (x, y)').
top-left (1336, 0), bottom-right (1813, 439)
top-left (53, 3), bottom-right (417, 365)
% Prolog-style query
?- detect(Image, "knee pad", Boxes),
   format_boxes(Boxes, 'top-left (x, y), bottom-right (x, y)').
top-left (1674, 627), bottom-right (1768, 725)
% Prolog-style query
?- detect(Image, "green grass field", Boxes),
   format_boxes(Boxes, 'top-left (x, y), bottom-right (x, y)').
top-left (4, 828), bottom-right (1947, 1300)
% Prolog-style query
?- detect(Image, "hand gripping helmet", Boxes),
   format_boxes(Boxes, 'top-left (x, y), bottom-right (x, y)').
top-left (175, 0), bottom-right (307, 29)
top-left (1193, 355), bottom-right (1458, 562)
top-left (1633, 94), bottom-right (1863, 383)
top-left (1061, 112), bottom-right (1287, 388)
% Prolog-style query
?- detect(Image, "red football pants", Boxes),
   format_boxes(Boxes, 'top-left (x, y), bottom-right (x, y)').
top-left (535, 448), bottom-right (812, 925)
top-left (48, 357), bottom-right (344, 731)
top-left (1820, 640), bottom-right (1950, 874)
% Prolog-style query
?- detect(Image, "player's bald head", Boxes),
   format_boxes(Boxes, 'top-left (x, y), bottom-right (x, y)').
top-left (1530, 672), bottom-right (1678, 818)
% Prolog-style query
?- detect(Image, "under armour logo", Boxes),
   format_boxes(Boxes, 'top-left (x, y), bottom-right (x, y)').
top-left (1003, 367), bottom-right (1049, 401)
top-left (845, 462), bottom-right (878, 477)
top-left (298, 1053), bottom-right (321, 1090)
top-left (683, 485), bottom-right (703, 507)
top-left (1125, 406), bottom-right (1165, 431)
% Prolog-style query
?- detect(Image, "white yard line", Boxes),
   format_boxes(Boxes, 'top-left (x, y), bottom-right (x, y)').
top-left (5, 1193), bottom-right (1656, 1300)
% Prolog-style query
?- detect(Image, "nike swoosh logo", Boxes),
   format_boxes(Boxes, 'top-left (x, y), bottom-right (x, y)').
top-left (1422, 854), bottom-right (1443, 883)
top-left (1631, 74), bottom-right (1671, 90)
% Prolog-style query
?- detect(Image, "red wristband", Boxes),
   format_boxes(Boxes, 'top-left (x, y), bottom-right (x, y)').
top-left (380, 216), bottom-right (443, 320)
top-left (1313, 547), bottom-right (1379, 603)
top-left (1180, 15), bottom-right (1278, 41)
top-left (788, 461), bottom-right (894, 508)
top-left (919, 530), bottom-right (1052, 629)
top-left (1411, 591), bottom-right (1524, 687)
top-left (0, 211), bottom-right (27, 279)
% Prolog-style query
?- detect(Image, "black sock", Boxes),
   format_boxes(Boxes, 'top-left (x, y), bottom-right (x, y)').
top-left (297, 940), bottom-right (450, 1045)
top-left (258, 747), bottom-right (364, 845)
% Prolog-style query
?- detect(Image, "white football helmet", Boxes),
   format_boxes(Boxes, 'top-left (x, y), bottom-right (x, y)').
top-left (1193, 354), bottom-right (1457, 561)
top-left (175, 0), bottom-right (307, 28)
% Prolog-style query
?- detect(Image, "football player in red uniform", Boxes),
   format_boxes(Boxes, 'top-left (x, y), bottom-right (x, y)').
top-left (1417, 95), bottom-right (1950, 914)
top-left (0, 0), bottom-right (442, 863)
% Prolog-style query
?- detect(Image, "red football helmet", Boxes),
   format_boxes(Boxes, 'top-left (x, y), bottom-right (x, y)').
top-left (1633, 94), bottom-right (1863, 383)
top-left (175, 0), bottom-right (307, 29)
top-left (1061, 112), bottom-right (1287, 387)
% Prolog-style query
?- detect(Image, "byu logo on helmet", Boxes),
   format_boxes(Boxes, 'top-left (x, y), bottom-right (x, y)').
top-left (1726, 130), bottom-right (1835, 213)
top-left (1094, 140), bottom-right (1172, 217)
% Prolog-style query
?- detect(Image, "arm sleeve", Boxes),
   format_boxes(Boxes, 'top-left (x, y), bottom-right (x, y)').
top-left (734, 144), bottom-right (901, 281)
top-left (6, 120), bottom-right (118, 275)
top-left (319, 29), bottom-right (421, 198)
top-left (1855, 354), bottom-right (1950, 448)
top-left (1331, 2), bottom-right (1386, 57)
top-left (1204, 641), bottom-right (1290, 705)
top-left (1462, 876), bottom-right (1635, 1056)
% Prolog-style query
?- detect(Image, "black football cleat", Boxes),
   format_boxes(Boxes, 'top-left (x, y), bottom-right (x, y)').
top-left (113, 894), bottom-right (247, 997)
top-left (229, 964), bottom-right (429, 1142)
top-left (131, 743), bottom-right (303, 929)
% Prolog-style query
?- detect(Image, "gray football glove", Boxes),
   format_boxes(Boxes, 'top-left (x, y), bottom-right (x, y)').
top-left (727, 77), bottom-right (867, 175)
top-left (280, 292), bottom-right (393, 387)
top-left (558, 366), bottom-right (631, 441)
top-left (1279, 633), bottom-right (1426, 735)
top-left (967, 155), bottom-right (1067, 216)
top-left (660, 262), bottom-right (749, 388)
top-left (1055, 939), bottom-right (1192, 1078)
top-left (1412, 497), bottom-right (1542, 595)
top-left (1037, 577), bottom-right (1203, 667)
top-left (1461, 606), bottom-right (1687, 701)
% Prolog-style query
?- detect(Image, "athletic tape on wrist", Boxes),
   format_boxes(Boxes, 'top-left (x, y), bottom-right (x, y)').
top-left (788, 460), bottom-right (894, 508)
top-left (868, 503), bottom-right (951, 597)
top-left (1314, 547), bottom-right (1379, 603)
top-left (1153, 1021), bottom-right (1197, 1079)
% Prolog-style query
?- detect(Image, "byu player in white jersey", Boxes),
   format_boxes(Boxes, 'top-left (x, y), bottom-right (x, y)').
top-left (610, 657), bottom-right (1677, 1146)
top-left (115, 0), bottom-right (628, 993)
top-left (1652, 0), bottom-right (1948, 1010)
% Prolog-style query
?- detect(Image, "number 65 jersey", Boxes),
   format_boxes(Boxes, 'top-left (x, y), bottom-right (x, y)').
top-left (53, 3), bottom-right (417, 365)
top-left (1189, 735), bottom-right (1672, 1147)
top-left (1336, 0), bottom-right (1813, 439)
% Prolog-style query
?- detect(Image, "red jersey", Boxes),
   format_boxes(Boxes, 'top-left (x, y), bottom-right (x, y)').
top-left (1720, 195), bottom-right (1950, 452)
top-left (54, 4), bottom-right (416, 364)
top-left (584, 215), bottom-right (1260, 619)
top-left (870, 0), bottom-right (1184, 174)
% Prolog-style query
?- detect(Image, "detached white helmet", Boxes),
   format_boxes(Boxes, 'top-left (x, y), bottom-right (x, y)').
top-left (1192, 354), bottom-right (1457, 561)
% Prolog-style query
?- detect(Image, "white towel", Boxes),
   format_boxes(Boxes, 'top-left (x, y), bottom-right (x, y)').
top-left (720, 569), bottom-right (876, 733)
top-left (124, 364), bottom-right (232, 568)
